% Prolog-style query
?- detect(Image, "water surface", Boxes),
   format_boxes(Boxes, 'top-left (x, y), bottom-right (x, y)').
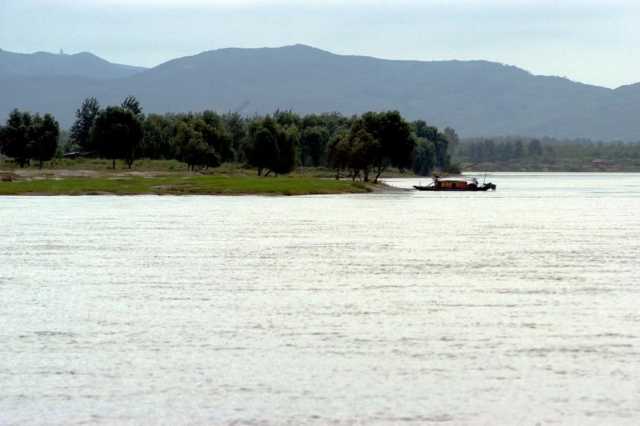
top-left (1, 173), bottom-right (639, 424)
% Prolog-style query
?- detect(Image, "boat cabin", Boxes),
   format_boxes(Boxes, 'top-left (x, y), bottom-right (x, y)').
top-left (434, 177), bottom-right (478, 190)
top-left (413, 176), bottom-right (496, 191)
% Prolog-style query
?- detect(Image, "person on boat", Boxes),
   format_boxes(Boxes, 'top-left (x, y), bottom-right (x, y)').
top-left (469, 177), bottom-right (478, 190)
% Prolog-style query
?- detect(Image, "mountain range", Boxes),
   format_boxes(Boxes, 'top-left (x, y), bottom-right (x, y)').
top-left (1, 44), bottom-right (639, 141)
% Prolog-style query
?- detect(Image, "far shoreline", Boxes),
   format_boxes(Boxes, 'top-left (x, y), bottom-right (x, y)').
top-left (1, 159), bottom-right (637, 197)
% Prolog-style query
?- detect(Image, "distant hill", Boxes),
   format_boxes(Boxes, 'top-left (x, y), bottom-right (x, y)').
top-left (1, 45), bottom-right (639, 141)
top-left (0, 49), bottom-right (145, 79)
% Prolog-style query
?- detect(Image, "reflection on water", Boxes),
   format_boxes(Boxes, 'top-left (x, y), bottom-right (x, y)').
top-left (1, 173), bottom-right (639, 425)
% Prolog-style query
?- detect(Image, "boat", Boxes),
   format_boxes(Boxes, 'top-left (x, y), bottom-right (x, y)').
top-left (414, 176), bottom-right (496, 191)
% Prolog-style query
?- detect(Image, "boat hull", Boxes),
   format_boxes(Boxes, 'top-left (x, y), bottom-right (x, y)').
top-left (413, 184), bottom-right (496, 192)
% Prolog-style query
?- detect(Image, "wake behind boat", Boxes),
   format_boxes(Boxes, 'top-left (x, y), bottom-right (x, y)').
top-left (414, 176), bottom-right (496, 191)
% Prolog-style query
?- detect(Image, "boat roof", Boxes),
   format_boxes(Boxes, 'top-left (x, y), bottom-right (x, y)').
top-left (437, 176), bottom-right (477, 182)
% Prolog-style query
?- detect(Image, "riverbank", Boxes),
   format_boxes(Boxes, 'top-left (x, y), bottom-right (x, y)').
top-left (0, 174), bottom-right (372, 196)
top-left (0, 159), bottom-right (407, 195)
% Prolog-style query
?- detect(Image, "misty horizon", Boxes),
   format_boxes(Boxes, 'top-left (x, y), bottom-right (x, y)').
top-left (2, 0), bottom-right (640, 89)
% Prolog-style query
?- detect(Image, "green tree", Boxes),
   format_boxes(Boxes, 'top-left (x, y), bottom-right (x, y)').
top-left (142, 114), bottom-right (176, 159)
top-left (222, 112), bottom-right (247, 162)
top-left (121, 96), bottom-right (143, 118)
top-left (198, 111), bottom-right (234, 162)
top-left (174, 121), bottom-right (219, 170)
top-left (327, 131), bottom-right (352, 180)
top-left (413, 120), bottom-right (450, 170)
top-left (300, 126), bottom-right (329, 167)
top-left (348, 128), bottom-right (380, 181)
top-left (30, 114), bottom-right (60, 169)
top-left (443, 127), bottom-right (459, 157)
top-left (528, 139), bottom-right (543, 156)
top-left (244, 117), bottom-right (298, 176)
top-left (273, 125), bottom-right (298, 175)
top-left (91, 107), bottom-right (144, 169)
top-left (413, 120), bottom-right (439, 141)
top-left (358, 111), bottom-right (414, 182)
top-left (273, 110), bottom-right (301, 128)
top-left (70, 97), bottom-right (100, 152)
top-left (433, 134), bottom-right (450, 169)
top-left (246, 126), bottom-right (279, 176)
top-left (513, 140), bottom-right (524, 158)
top-left (413, 139), bottom-right (436, 176)
top-left (0, 109), bottom-right (33, 167)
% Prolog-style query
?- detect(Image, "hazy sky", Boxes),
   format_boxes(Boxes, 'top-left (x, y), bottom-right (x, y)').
top-left (1, 0), bottom-right (639, 88)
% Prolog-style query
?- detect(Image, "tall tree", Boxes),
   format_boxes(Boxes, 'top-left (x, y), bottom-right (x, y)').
top-left (91, 107), bottom-right (144, 169)
top-left (70, 97), bottom-right (100, 152)
top-left (443, 127), bottom-right (460, 156)
top-left (222, 112), bottom-right (247, 162)
top-left (358, 111), bottom-right (414, 182)
top-left (413, 139), bottom-right (436, 176)
top-left (244, 116), bottom-right (300, 176)
top-left (327, 132), bottom-right (351, 180)
top-left (198, 111), bottom-right (233, 162)
top-left (30, 114), bottom-right (60, 169)
top-left (348, 128), bottom-right (380, 181)
top-left (300, 126), bottom-right (329, 167)
top-left (0, 109), bottom-right (33, 167)
top-left (141, 114), bottom-right (176, 159)
top-left (174, 121), bottom-right (219, 170)
top-left (272, 125), bottom-right (298, 175)
top-left (247, 127), bottom-right (279, 176)
top-left (121, 96), bottom-right (143, 117)
top-left (273, 110), bottom-right (301, 128)
top-left (413, 120), bottom-right (450, 170)
top-left (433, 134), bottom-right (450, 169)
top-left (528, 139), bottom-right (543, 156)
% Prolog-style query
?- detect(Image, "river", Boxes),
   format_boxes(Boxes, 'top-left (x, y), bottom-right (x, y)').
top-left (1, 173), bottom-right (639, 424)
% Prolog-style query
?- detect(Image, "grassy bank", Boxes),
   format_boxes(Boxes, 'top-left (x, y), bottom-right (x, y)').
top-left (0, 158), bottom-right (344, 176)
top-left (0, 174), bottom-right (371, 196)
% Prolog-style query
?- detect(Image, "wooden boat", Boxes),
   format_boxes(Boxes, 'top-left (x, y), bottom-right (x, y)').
top-left (414, 176), bottom-right (496, 191)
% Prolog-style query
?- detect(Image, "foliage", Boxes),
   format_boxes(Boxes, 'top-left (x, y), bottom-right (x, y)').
top-left (244, 116), bottom-right (297, 176)
top-left (221, 112), bottom-right (247, 161)
top-left (141, 114), bottom-right (177, 159)
top-left (30, 114), bottom-right (60, 168)
top-left (121, 95), bottom-right (143, 117)
top-left (5, 97), bottom-right (459, 179)
top-left (300, 126), bottom-right (329, 167)
top-left (246, 124), bottom-right (279, 176)
top-left (91, 107), bottom-right (143, 169)
top-left (327, 131), bottom-right (352, 179)
top-left (70, 97), bottom-right (100, 152)
top-left (413, 138), bottom-right (436, 176)
top-left (356, 111), bottom-right (415, 182)
top-left (455, 136), bottom-right (640, 171)
top-left (198, 111), bottom-right (233, 162)
top-left (0, 109), bottom-right (59, 168)
top-left (174, 121), bottom-right (220, 170)
top-left (0, 109), bottom-right (33, 167)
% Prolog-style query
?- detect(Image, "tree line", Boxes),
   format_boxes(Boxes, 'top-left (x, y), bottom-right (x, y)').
top-left (1, 96), bottom-right (459, 180)
top-left (0, 110), bottom-right (60, 168)
top-left (457, 138), bottom-right (547, 163)
top-left (456, 136), bottom-right (640, 166)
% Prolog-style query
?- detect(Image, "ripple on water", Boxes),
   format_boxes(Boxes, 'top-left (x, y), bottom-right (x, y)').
top-left (1, 174), bottom-right (640, 424)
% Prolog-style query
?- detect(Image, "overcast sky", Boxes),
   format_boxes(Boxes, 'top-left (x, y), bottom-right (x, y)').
top-left (1, 0), bottom-right (638, 88)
